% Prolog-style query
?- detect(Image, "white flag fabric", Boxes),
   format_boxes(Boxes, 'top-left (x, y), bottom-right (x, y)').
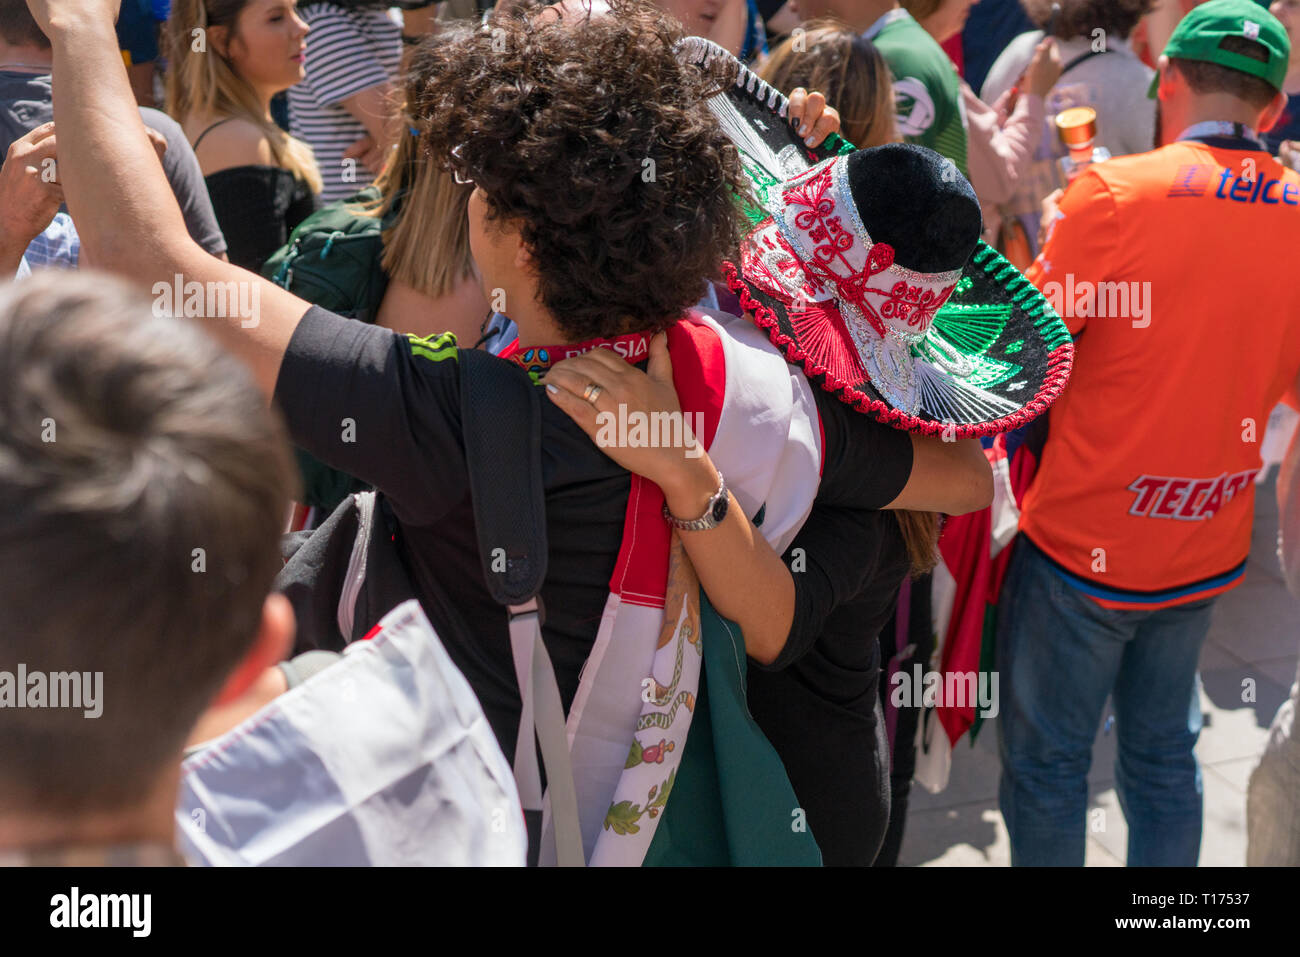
top-left (176, 600), bottom-right (526, 866)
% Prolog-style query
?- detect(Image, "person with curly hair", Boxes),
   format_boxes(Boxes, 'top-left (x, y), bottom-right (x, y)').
top-left (40, 0), bottom-right (992, 864)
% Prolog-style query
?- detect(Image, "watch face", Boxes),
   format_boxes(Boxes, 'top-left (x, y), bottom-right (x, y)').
top-left (711, 494), bottom-right (728, 524)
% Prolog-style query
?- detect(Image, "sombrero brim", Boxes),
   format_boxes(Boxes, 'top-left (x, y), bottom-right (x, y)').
top-left (678, 37), bottom-right (1074, 438)
top-left (722, 243), bottom-right (1074, 439)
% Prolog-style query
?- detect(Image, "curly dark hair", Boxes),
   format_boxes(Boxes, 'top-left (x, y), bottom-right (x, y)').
top-left (414, 0), bottom-right (746, 341)
top-left (1021, 0), bottom-right (1155, 41)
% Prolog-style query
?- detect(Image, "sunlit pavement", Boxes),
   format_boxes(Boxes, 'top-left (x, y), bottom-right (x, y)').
top-left (899, 473), bottom-right (1299, 867)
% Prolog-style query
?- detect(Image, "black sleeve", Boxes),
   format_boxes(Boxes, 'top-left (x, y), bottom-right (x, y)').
top-left (813, 389), bottom-right (914, 508)
top-left (754, 504), bottom-right (896, 672)
top-left (274, 306), bottom-right (469, 527)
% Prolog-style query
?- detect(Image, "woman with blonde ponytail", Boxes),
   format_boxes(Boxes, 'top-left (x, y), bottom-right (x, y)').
top-left (165, 0), bottom-right (322, 269)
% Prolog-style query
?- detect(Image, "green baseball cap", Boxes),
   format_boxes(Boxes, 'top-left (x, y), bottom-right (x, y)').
top-left (1147, 0), bottom-right (1290, 98)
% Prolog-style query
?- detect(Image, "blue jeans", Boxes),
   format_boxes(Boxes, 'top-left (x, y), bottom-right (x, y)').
top-left (995, 539), bottom-right (1213, 866)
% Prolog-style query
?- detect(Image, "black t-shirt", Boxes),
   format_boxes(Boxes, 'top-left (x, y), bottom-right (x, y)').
top-left (274, 306), bottom-right (912, 760)
top-left (746, 506), bottom-right (911, 865)
top-left (205, 165), bottom-right (317, 272)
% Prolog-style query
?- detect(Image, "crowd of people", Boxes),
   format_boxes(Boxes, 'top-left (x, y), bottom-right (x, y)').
top-left (0, 0), bottom-right (1298, 870)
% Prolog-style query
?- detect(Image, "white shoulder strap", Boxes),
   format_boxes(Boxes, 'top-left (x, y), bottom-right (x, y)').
top-left (508, 598), bottom-right (585, 866)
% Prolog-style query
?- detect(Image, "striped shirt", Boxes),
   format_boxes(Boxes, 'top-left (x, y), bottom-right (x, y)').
top-left (288, 3), bottom-right (401, 203)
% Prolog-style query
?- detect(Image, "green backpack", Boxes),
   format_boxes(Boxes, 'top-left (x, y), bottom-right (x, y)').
top-left (263, 187), bottom-right (396, 512)
top-left (262, 185), bottom-right (393, 323)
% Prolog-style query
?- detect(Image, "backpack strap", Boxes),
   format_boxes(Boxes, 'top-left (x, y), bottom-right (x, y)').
top-left (458, 348), bottom-right (583, 867)
top-left (1059, 47), bottom-right (1112, 79)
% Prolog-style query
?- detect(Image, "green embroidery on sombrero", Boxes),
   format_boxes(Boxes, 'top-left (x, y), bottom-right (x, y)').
top-left (970, 242), bottom-right (1073, 352)
top-left (825, 132), bottom-right (857, 157)
top-left (1004, 340), bottom-right (1024, 354)
top-left (738, 155), bottom-right (782, 225)
top-left (928, 302), bottom-right (1010, 357)
top-left (914, 335), bottom-right (1024, 390)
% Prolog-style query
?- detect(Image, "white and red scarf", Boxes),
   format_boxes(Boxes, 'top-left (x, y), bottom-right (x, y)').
top-left (512, 308), bottom-right (822, 866)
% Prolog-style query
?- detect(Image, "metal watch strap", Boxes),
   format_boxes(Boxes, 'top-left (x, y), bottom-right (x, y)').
top-left (662, 471), bottom-right (726, 531)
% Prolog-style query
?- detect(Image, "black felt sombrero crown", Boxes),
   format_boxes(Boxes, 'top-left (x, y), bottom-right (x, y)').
top-left (678, 37), bottom-right (1073, 438)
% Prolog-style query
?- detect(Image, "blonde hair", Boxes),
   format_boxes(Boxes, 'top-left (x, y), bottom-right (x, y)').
top-left (758, 20), bottom-right (899, 149)
top-left (165, 0), bottom-right (322, 194)
top-left (361, 31), bottom-right (476, 300)
top-left (365, 126), bottom-right (475, 299)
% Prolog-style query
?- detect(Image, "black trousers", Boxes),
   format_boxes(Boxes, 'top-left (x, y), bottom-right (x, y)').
top-left (874, 572), bottom-right (934, 867)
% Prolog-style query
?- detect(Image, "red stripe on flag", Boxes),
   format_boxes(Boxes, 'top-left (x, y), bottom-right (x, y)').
top-left (607, 318), bottom-right (727, 604)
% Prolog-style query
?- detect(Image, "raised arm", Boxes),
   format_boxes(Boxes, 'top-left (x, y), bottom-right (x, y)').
top-left (31, 0), bottom-right (309, 399)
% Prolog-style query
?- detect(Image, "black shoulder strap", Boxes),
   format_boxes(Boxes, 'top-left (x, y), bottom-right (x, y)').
top-left (1059, 47), bottom-right (1112, 79)
top-left (458, 348), bottom-right (548, 605)
top-left (192, 117), bottom-right (235, 152)
top-left (458, 348), bottom-right (584, 868)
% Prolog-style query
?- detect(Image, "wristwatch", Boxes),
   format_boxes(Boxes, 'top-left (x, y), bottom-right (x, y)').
top-left (662, 471), bottom-right (728, 532)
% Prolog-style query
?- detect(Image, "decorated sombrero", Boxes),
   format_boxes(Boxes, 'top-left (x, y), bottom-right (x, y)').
top-left (677, 37), bottom-right (1073, 438)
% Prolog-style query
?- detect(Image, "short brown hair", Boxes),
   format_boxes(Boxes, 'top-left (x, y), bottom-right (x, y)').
top-left (0, 0), bottom-right (49, 48)
top-left (1171, 35), bottom-right (1278, 111)
top-left (0, 273), bottom-right (295, 815)
top-left (759, 20), bottom-right (899, 149)
top-left (1021, 0), bottom-right (1155, 41)
top-left (416, 1), bottom-right (746, 341)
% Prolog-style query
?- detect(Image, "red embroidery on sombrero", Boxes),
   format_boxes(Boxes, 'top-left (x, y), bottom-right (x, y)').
top-left (875, 278), bottom-right (956, 332)
top-left (780, 167), bottom-right (910, 340)
top-left (779, 162), bottom-right (965, 342)
top-left (722, 261), bottom-right (1075, 440)
top-left (787, 302), bottom-right (868, 386)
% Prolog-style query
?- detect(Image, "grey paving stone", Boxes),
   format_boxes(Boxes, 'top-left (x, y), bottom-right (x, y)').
top-left (1206, 579), bottom-right (1300, 663)
top-left (1199, 769), bottom-right (1247, 866)
top-left (1082, 786), bottom-right (1127, 863)
top-left (1252, 655), bottom-right (1299, 691)
top-left (1203, 755), bottom-right (1257, 795)
top-left (909, 735), bottom-right (1000, 812)
top-left (899, 802), bottom-right (1006, 867)
top-left (1200, 639), bottom-right (1245, 672)
top-left (1196, 667), bottom-right (1290, 765)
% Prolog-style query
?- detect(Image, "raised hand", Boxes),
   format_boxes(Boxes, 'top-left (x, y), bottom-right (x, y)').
top-left (787, 87), bottom-right (842, 148)
top-left (0, 123), bottom-right (64, 271)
